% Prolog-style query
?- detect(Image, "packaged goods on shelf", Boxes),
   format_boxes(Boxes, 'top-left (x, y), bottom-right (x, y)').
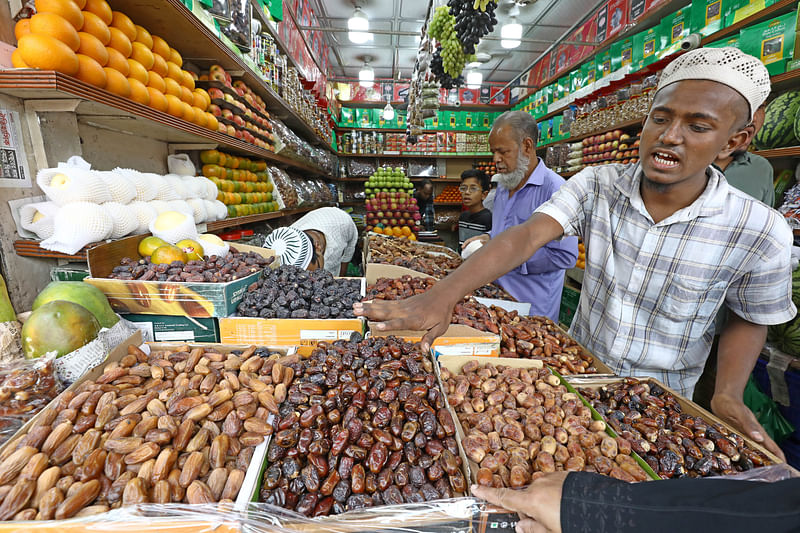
top-left (267, 168), bottom-right (300, 209)
top-left (0, 356), bottom-right (61, 447)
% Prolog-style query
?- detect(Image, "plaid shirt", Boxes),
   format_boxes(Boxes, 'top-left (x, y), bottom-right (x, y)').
top-left (536, 163), bottom-right (795, 395)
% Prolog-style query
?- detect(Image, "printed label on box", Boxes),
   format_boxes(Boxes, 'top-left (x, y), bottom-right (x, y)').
top-left (300, 329), bottom-right (338, 341)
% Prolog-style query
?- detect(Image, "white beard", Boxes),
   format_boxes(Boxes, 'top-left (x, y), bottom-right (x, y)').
top-left (494, 153), bottom-right (531, 190)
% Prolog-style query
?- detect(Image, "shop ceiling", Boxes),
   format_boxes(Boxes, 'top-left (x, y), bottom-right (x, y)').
top-left (304, 0), bottom-right (608, 84)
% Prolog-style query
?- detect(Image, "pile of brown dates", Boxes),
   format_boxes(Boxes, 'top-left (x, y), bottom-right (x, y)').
top-left (109, 251), bottom-right (273, 283)
top-left (259, 336), bottom-right (467, 517)
top-left (473, 284), bottom-right (516, 302)
top-left (579, 378), bottom-right (772, 479)
top-left (442, 361), bottom-right (650, 487)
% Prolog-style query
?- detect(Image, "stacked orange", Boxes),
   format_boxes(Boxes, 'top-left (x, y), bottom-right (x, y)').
top-left (576, 240), bottom-right (586, 269)
top-left (434, 185), bottom-right (461, 204)
top-left (13, 0), bottom-right (217, 131)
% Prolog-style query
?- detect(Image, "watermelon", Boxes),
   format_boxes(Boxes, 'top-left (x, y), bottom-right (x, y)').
top-left (755, 90), bottom-right (800, 150)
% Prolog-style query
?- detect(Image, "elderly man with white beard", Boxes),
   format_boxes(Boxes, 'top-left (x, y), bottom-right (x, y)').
top-left (463, 111), bottom-right (578, 320)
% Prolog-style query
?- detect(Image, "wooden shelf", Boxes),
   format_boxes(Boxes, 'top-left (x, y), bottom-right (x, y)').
top-left (769, 68), bottom-right (800, 94)
top-left (753, 146), bottom-right (800, 159)
top-left (531, 0), bottom-right (799, 123)
top-left (205, 205), bottom-right (324, 231)
top-left (337, 100), bottom-right (506, 112)
top-left (109, 0), bottom-right (332, 151)
top-left (335, 126), bottom-right (490, 134)
top-left (337, 153), bottom-right (491, 159)
top-left (0, 71), bottom-right (331, 176)
top-left (342, 177), bottom-right (459, 183)
top-left (539, 117), bottom-right (643, 149)
top-left (14, 206), bottom-right (329, 260)
top-left (434, 202), bottom-right (463, 207)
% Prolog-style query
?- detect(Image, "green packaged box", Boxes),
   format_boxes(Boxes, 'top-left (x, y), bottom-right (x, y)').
top-left (121, 314), bottom-right (220, 343)
top-left (453, 111), bottom-right (467, 130)
top-left (705, 34), bottom-right (741, 48)
top-left (355, 108), bottom-right (373, 128)
top-left (339, 108), bottom-right (355, 127)
top-left (596, 50), bottom-right (611, 80)
top-left (556, 76), bottom-right (570, 100)
top-left (612, 37), bottom-right (635, 71)
top-left (633, 27), bottom-right (662, 67)
top-left (659, 7), bottom-right (692, 59)
top-left (740, 11), bottom-right (797, 75)
top-left (559, 284), bottom-right (581, 328)
top-left (691, 0), bottom-right (732, 36)
top-left (50, 265), bottom-right (90, 282)
top-left (554, 115), bottom-right (568, 140)
top-left (582, 58), bottom-right (597, 86)
top-left (570, 69), bottom-right (583, 93)
top-left (395, 110), bottom-right (407, 129)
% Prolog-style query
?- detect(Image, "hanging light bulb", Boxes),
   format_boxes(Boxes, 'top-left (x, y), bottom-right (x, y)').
top-left (348, 7), bottom-right (370, 43)
top-left (383, 102), bottom-right (395, 121)
top-left (501, 17), bottom-right (522, 49)
top-left (466, 69), bottom-right (482, 89)
top-left (359, 62), bottom-right (374, 88)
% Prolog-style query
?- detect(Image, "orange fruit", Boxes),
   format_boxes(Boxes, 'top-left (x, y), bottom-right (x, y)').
top-left (165, 93), bottom-right (183, 117)
top-left (134, 25), bottom-right (152, 49)
top-left (130, 41), bottom-right (154, 70)
top-left (83, 0), bottom-right (111, 24)
top-left (151, 53), bottom-right (167, 77)
top-left (107, 27), bottom-right (131, 57)
top-left (34, 0), bottom-right (84, 30)
top-left (151, 35), bottom-right (170, 58)
top-left (146, 70), bottom-right (166, 93)
top-left (104, 46), bottom-right (129, 75)
top-left (76, 31), bottom-right (108, 66)
top-left (180, 85), bottom-right (195, 105)
top-left (128, 77), bottom-right (149, 105)
top-left (163, 76), bottom-right (181, 98)
top-left (192, 106), bottom-right (207, 127)
top-left (103, 67), bottom-right (130, 97)
top-left (18, 33), bottom-right (79, 75)
top-left (14, 19), bottom-right (31, 41)
top-left (74, 53), bottom-right (106, 87)
top-left (180, 70), bottom-right (195, 90)
top-left (165, 60), bottom-right (181, 82)
top-left (169, 47), bottom-right (182, 67)
top-left (146, 87), bottom-right (168, 112)
top-left (11, 49), bottom-right (29, 68)
top-left (79, 11), bottom-right (110, 45)
top-left (126, 58), bottom-right (148, 84)
top-left (192, 89), bottom-right (208, 110)
top-left (109, 11), bottom-right (135, 41)
top-left (206, 113), bottom-right (218, 131)
top-left (30, 12), bottom-right (80, 51)
top-left (72, 0), bottom-right (86, 8)
top-left (180, 101), bottom-right (194, 121)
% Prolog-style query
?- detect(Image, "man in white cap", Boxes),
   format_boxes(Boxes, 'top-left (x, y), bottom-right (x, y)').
top-left (356, 48), bottom-right (792, 459)
top-left (265, 207), bottom-right (358, 276)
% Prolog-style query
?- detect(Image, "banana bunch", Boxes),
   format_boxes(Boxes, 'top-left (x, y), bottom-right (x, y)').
top-left (473, 0), bottom-right (491, 11)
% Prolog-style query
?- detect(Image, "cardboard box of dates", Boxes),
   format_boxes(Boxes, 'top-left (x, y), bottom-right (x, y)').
top-left (84, 235), bottom-right (276, 318)
top-left (365, 264), bottom-right (501, 356)
top-left (0, 333), bottom-right (297, 522)
top-left (563, 376), bottom-right (783, 476)
top-left (219, 272), bottom-right (366, 354)
top-left (435, 355), bottom-right (660, 491)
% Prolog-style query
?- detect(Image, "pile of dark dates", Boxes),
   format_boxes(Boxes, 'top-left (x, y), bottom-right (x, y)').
top-left (365, 276), bottom-right (436, 301)
top-left (579, 378), bottom-right (772, 479)
top-left (238, 265), bottom-right (361, 319)
top-left (108, 250), bottom-right (273, 283)
top-left (473, 283), bottom-right (516, 302)
top-left (259, 336), bottom-right (467, 517)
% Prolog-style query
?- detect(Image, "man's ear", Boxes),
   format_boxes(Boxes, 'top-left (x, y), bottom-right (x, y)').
top-left (720, 126), bottom-right (751, 159)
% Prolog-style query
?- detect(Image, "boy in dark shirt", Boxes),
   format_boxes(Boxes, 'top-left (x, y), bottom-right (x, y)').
top-left (457, 169), bottom-right (492, 251)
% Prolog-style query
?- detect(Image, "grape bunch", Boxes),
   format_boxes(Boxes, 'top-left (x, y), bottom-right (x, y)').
top-left (429, 6), bottom-right (456, 41)
top-left (447, 0), bottom-right (498, 55)
top-left (430, 49), bottom-right (464, 89)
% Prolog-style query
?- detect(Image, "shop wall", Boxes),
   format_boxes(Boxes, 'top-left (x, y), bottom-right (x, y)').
top-left (77, 123), bottom-right (169, 173)
top-left (0, 94), bottom-right (58, 311)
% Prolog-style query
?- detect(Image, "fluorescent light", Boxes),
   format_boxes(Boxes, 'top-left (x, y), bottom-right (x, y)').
top-left (383, 102), bottom-right (395, 120)
top-left (359, 64), bottom-right (374, 87)
top-left (348, 7), bottom-right (370, 43)
top-left (348, 7), bottom-right (368, 32)
top-left (466, 70), bottom-right (482, 89)
top-left (501, 18), bottom-right (522, 49)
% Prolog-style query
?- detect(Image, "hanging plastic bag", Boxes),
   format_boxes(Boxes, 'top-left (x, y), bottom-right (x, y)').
top-left (743, 375), bottom-right (795, 444)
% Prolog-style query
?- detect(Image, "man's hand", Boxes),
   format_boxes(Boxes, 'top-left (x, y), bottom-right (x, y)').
top-left (463, 233), bottom-right (490, 248)
top-left (471, 472), bottom-right (568, 533)
top-left (353, 288), bottom-right (457, 350)
top-left (711, 392), bottom-right (785, 461)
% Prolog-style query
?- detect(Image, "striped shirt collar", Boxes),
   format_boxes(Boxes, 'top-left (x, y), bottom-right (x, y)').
top-left (614, 163), bottom-right (729, 225)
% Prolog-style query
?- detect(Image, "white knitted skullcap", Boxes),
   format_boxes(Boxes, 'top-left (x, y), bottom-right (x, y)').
top-left (657, 47), bottom-right (770, 120)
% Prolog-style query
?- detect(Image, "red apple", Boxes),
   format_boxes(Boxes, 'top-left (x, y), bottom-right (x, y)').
top-left (209, 104), bottom-right (222, 117)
